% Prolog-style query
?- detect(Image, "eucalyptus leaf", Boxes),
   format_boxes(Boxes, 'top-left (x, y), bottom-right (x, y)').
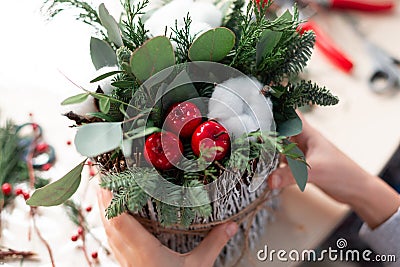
top-left (286, 143), bottom-right (308, 192)
top-left (130, 36), bottom-right (175, 82)
top-left (277, 113), bottom-right (303, 137)
top-left (188, 27), bottom-right (235, 62)
top-left (90, 70), bottom-right (123, 83)
top-left (75, 122), bottom-right (122, 157)
top-left (98, 3), bottom-right (124, 47)
top-left (26, 160), bottom-right (86, 206)
top-left (256, 30), bottom-right (282, 65)
top-left (90, 37), bottom-right (118, 70)
top-left (99, 98), bottom-right (111, 114)
top-left (61, 93), bottom-right (90, 105)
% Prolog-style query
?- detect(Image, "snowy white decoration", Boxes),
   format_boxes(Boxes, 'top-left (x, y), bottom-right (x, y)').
top-left (145, 0), bottom-right (222, 38)
top-left (208, 77), bottom-right (274, 139)
top-left (69, 66), bottom-right (119, 116)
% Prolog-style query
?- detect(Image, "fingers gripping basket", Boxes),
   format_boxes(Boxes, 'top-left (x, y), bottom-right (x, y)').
top-left (97, 150), bottom-right (279, 267)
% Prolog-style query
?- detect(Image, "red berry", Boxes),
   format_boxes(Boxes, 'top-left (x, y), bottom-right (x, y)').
top-left (191, 121), bottom-right (230, 161)
top-left (15, 188), bottom-right (23, 195)
top-left (66, 140), bottom-right (72, 146)
top-left (164, 102), bottom-right (202, 138)
top-left (87, 160), bottom-right (93, 167)
top-left (91, 251), bottom-right (98, 259)
top-left (29, 112), bottom-right (33, 117)
top-left (42, 163), bottom-right (52, 171)
top-left (36, 143), bottom-right (49, 153)
top-left (71, 235), bottom-right (79, 242)
top-left (89, 168), bottom-right (96, 177)
top-left (2, 183), bottom-right (12, 196)
top-left (77, 227), bottom-right (84, 235)
top-left (143, 132), bottom-right (183, 170)
top-left (23, 192), bottom-right (30, 200)
top-left (32, 123), bottom-right (39, 131)
top-left (86, 206), bottom-right (92, 212)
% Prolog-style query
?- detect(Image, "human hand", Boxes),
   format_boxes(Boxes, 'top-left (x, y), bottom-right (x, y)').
top-left (98, 188), bottom-right (238, 267)
top-left (269, 113), bottom-right (372, 204)
top-left (269, 113), bottom-right (400, 229)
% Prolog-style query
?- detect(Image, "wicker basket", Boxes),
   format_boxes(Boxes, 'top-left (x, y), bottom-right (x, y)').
top-left (98, 150), bottom-right (279, 267)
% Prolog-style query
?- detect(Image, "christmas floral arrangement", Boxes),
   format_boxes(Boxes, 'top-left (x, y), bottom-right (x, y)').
top-left (28, 0), bottom-right (338, 265)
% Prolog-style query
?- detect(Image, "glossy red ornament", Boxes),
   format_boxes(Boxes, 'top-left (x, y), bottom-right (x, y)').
top-left (164, 102), bottom-right (202, 138)
top-left (143, 132), bottom-right (183, 170)
top-left (191, 121), bottom-right (230, 161)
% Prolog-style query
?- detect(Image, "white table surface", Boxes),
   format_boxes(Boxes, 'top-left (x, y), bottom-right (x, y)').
top-left (1, 1), bottom-right (400, 266)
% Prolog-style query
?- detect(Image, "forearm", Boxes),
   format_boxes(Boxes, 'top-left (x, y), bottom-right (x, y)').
top-left (349, 173), bottom-right (400, 229)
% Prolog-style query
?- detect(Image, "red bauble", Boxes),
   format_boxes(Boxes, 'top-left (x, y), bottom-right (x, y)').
top-left (164, 102), bottom-right (202, 138)
top-left (144, 132), bottom-right (183, 170)
top-left (191, 121), bottom-right (230, 161)
top-left (2, 183), bottom-right (12, 196)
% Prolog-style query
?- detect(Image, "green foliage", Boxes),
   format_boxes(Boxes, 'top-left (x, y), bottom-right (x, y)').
top-left (264, 31), bottom-right (316, 83)
top-left (74, 122), bottom-right (123, 157)
top-left (90, 37), bottom-right (118, 70)
top-left (272, 80), bottom-right (339, 121)
top-left (100, 169), bottom-right (212, 227)
top-left (188, 27), bottom-right (235, 62)
top-left (0, 121), bottom-right (26, 184)
top-left (284, 141), bottom-right (308, 191)
top-left (120, 0), bottom-right (149, 50)
top-left (43, 0), bottom-right (103, 34)
top-left (98, 3), bottom-right (124, 47)
top-left (27, 160), bottom-right (86, 206)
top-left (170, 14), bottom-right (195, 63)
top-left (130, 36), bottom-right (175, 82)
top-left (228, 1), bottom-right (272, 73)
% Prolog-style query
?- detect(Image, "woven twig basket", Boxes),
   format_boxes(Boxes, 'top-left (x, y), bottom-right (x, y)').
top-left (99, 149), bottom-right (280, 267)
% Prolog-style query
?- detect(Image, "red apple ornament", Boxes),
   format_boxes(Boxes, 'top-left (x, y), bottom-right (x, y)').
top-left (191, 121), bottom-right (230, 161)
top-left (164, 102), bottom-right (202, 138)
top-left (144, 132), bottom-right (183, 170)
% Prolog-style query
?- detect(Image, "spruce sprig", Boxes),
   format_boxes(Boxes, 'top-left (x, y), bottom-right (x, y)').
top-left (170, 14), bottom-right (195, 63)
top-left (273, 80), bottom-right (339, 117)
top-left (120, 0), bottom-right (149, 50)
top-left (42, 0), bottom-right (104, 34)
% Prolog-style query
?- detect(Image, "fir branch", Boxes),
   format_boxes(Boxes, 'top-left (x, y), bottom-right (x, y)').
top-left (223, 0), bottom-right (246, 36)
top-left (105, 188), bottom-right (129, 219)
top-left (120, 0), bottom-right (149, 50)
top-left (228, 1), bottom-right (271, 74)
top-left (265, 31), bottom-right (315, 83)
top-left (180, 207), bottom-right (196, 228)
top-left (42, 0), bottom-right (104, 34)
top-left (157, 202), bottom-right (179, 226)
top-left (274, 80), bottom-right (339, 116)
top-left (170, 13), bottom-right (195, 63)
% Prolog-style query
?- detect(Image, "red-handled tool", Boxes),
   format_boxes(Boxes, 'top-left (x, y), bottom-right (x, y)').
top-left (298, 20), bottom-right (354, 73)
top-left (317, 0), bottom-right (395, 12)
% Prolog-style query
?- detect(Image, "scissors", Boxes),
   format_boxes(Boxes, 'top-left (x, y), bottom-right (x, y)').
top-left (345, 15), bottom-right (400, 93)
top-left (365, 41), bottom-right (400, 93)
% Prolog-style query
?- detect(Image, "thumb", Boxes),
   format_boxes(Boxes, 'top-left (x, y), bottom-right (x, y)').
top-left (189, 222), bottom-right (238, 266)
top-left (268, 165), bottom-right (297, 189)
